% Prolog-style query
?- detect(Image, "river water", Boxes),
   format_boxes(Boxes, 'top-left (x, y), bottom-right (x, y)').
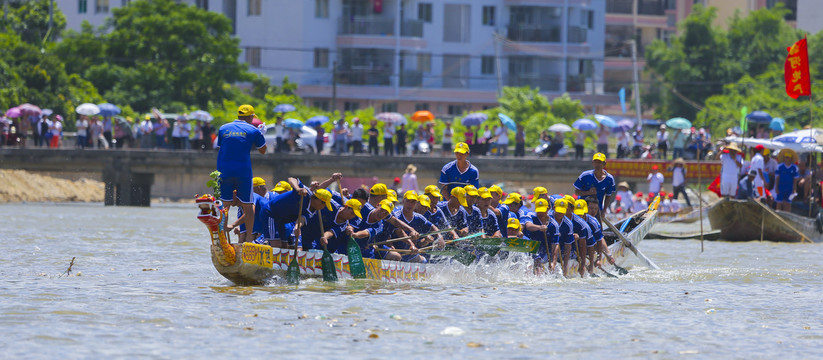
top-left (2, 203), bottom-right (822, 359)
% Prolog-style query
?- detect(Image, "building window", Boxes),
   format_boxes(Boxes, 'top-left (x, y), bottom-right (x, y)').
top-left (245, 47), bottom-right (261, 68)
top-left (417, 53), bottom-right (431, 73)
top-left (314, 48), bottom-right (329, 68)
top-left (583, 10), bottom-right (594, 29)
top-left (195, 0), bottom-right (208, 10)
top-left (315, 0), bottom-right (329, 18)
top-left (344, 102), bottom-right (360, 112)
top-left (481, 56), bottom-right (495, 75)
top-left (415, 103), bottom-right (429, 111)
top-left (121, 0), bottom-right (131, 6)
top-left (248, 0), bottom-right (261, 16)
top-left (78, 0), bottom-right (87, 13)
top-left (314, 100), bottom-right (329, 111)
top-left (95, 0), bottom-right (109, 13)
top-left (418, 3), bottom-right (432, 23)
top-left (443, 4), bottom-right (470, 43)
top-left (442, 54), bottom-right (470, 88)
top-left (482, 6), bottom-right (495, 26)
top-left (381, 103), bottom-right (398, 113)
top-left (447, 105), bottom-right (463, 116)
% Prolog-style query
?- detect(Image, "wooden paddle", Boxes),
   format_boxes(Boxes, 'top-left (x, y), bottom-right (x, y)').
top-left (286, 193), bottom-right (305, 285)
top-left (602, 216), bottom-right (660, 270)
top-left (317, 210), bottom-right (338, 282)
top-left (417, 232), bottom-right (485, 253)
top-left (369, 228), bottom-right (455, 247)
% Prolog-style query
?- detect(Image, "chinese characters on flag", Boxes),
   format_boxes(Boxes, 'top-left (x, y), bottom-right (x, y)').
top-left (784, 38), bottom-right (811, 99)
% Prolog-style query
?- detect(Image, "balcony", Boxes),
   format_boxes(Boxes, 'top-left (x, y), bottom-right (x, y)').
top-left (638, 0), bottom-right (666, 16)
top-left (337, 69), bottom-right (391, 86)
top-left (507, 24), bottom-right (561, 43)
top-left (507, 73), bottom-right (560, 91)
top-left (568, 26), bottom-right (588, 44)
top-left (566, 74), bottom-right (586, 92)
top-left (400, 70), bottom-right (423, 87)
top-left (607, 0), bottom-right (632, 14)
top-left (338, 16), bottom-right (424, 37)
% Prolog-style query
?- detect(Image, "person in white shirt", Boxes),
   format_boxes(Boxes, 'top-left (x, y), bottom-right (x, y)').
top-left (617, 130), bottom-right (630, 158)
top-left (668, 158), bottom-right (692, 207)
top-left (350, 117), bottom-right (364, 154)
top-left (658, 197), bottom-right (671, 214)
top-left (49, 116), bottom-right (62, 148)
top-left (631, 192), bottom-right (647, 213)
top-left (383, 121), bottom-right (395, 156)
top-left (574, 129), bottom-right (585, 160)
top-left (75, 115), bottom-right (89, 149)
top-left (668, 194), bottom-right (681, 213)
top-left (720, 143), bottom-right (743, 197)
top-left (138, 115), bottom-right (153, 149)
top-left (441, 122), bottom-right (453, 155)
top-left (400, 164), bottom-right (419, 193)
top-left (615, 181), bottom-right (634, 212)
top-left (647, 165), bottom-right (664, 194)
top-left (495, 122), bottom-right (508, 156)
top-left (656, 124), bottom-right (669, 159)
top-left (596, 124), bottom-right (610, 158)
top-left (749, 144), bottom-right (767, 197)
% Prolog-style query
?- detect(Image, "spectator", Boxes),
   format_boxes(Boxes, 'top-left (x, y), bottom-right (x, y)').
top-left (38, 115), bottom-right (50, 147)
top-left (736, 170), bottom-right (758, 200)
top-left (102, 116), bottom-right (113, 146)
top-left (549, 131), bottom-right (564, 157)
top-left (573, 129), bottom-right (585, 160)
top-left (441, 121), bottom-right (453, 155)
top-left (334, 119), bottom-right (348, 155)
top-left (113, 119), bottom-right (126, 149)
top-left (632, 128), bottom-right (644, 156)
top-left (76, 115), bottom-right (89, 149)
top-left (596, 124), bottom-right (610, 158)
top-left (647, 164), bottom-right (664, 194)
top-left (671, 128), bottom-right (687, 160)
top-left (401, 164), bottom-right (419, 193)
top-left (138, 115), bottom-right (153, 149)
top-left (411, 124), bottom-right (427, 154)
top-left (615, 181), bottom-right (634, 212)
top-left (350, 117), bottom-right (364, 154)
top-left (656, 124), bottom-right (668, 159)
top-left (153, 115), bottom-right (169, 149)
top-left (669, 158), bottom-right (692, 207)
top-left (616, 129), bottom-right (630, 158)
top-left (314, 124), bottom-right (324, 154)
top-left (463, 126), bottom-right (474, 153)
top-left (495, 122), bottom-right (508, 156)
top-left (274, 116), bottom-right (285, 153)
top-left (200, 120), bottom-right (214, 151)
top-left (425, 122), bottom-right (435, 152)
top-left (514, 124), bottom-right (525, 157)
top-left (368, 120), bottom-right (379, 155)
top-left (480, 125), bottom-right (492, 155)
top-left (49, 115), bottom-right (62, 148)
top-left (192, 120), bottom-right (204, 151)
top-left (396, 123), bottom-right (407, 155)
top-left (90, 116), bottom-right (106, 149)
top-left (383, 120), bottom-right (395, 156)
top-left (0, 116), bottom-right (9, 147)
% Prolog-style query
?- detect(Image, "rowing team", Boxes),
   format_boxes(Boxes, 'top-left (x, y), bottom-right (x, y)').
top-left (227, 173), bottom-right (616, 278)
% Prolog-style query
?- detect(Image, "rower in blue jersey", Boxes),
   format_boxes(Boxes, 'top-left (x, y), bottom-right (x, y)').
top-left (216, 104), bottom-right (267, 240)
top-left (234, 177), bottom-right (273, 244)
top-left (502, 193), bottom-right (529, 220)
top-left (506, 218), bottom-right (526, 239)
top-left (322, 198), bottom-right (364, 255)
top-left (574, 152), bottom-right (616, 214)
top-left (416, 195), bottom-right (459, 241)
top-left (369, 199), bottom-right (411, 261)
top-left (571, 197), bottom-right (595, 277)
top-left (463, 185), bottom-right (484, 235)
top-left (437, 187), bottom-right (470, 237)
top-left (488, 185), bottom-right (508, 232)
top-left (584, 196), bottom-right (615, 267)
top-left (476, 188), bottom-right (502, 237)
top-left (260, 177), bottom-right (310, 248)
top-left (550, 198), bottom-right (575, 276)
top-left (519, 198), bottom-right (559, 275)
top-left (395, 191), bottom-right (439, 263)
top-left (439, 142), bottom-right (480, 195)
top-left (353, 184), bottom-right (420, 240)
top-left (294, 189), bottom-right (339, 250)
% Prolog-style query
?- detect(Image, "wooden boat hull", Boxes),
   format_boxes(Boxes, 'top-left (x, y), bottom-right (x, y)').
top-left (707, 198), bottom-right (821, 242)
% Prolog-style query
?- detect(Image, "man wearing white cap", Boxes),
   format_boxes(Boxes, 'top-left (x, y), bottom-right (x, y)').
top-left (720, 143), bottom-right (742, 198)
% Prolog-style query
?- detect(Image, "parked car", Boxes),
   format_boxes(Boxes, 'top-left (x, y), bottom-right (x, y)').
top-left (263, 125), bottom-right (332, 154)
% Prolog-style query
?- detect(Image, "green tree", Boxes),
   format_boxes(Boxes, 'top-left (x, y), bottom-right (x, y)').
top-left (0, 0), bottom-right (66, 45)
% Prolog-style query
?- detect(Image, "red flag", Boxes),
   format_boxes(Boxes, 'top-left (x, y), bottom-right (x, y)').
top-left (784, 38), bottom-right (811, 99)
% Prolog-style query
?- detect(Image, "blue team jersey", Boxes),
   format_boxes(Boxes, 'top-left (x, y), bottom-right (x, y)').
top-left (479, 208), bottom-right (500, 237)
top-left (439, 160), bottom-right (480, 192)
top-left (551, 212), bottom-right (575, 245)
top-left (424, 207), bottom-right (450, 231)
top-left (496, 204), bottom-right (510, 234)
top-left (261, 182), bottom-right (311, 244)
top-left (573, 170), bottom-right (616, 210)
top-left (775, 163), bottom-right (799, 192)
top-left (300, 199), bottom-right (341, 250)
top-left (437, 202), bottom-right (468, 232)
top-left (398, 211), bottom-right (435, 235)
top-left (584, 214), bottom-right (602, 247)
top-left (521, 213), bottom-right (559, 261)
top-left (465, 206), bottom-right (483, 234)
top-left (216, 120), bottom-right (265, 176)
top-left (570, 214), bottom-right (592, 243)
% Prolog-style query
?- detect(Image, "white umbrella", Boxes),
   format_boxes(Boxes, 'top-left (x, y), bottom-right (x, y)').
top-left (76, 103), bottom-right (100, 116)
top-left (189, 110), bottom-right (214, 122)
top-left (548, 123), bottom-right (573, 133)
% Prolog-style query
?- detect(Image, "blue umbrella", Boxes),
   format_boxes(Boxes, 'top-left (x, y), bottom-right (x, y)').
top-left (498, 113), bottom-right (517, 131)
top-left (97, 103), bottom-right (121, 117)
top-left (572, 118), bottom-right (598, 131)
top-left (284, 118), bottom-right (304, 129)
top-left (770, 118), bottom-right (785, 131)
top-left (461, 113), bottom-right (487, 127)
top-left (274, 104), bottom-right (296, 113)
top-left (746, 110), bottom-right (772, 124)
top-left (594, 114), bottom-right (616, 128)
top-left (305, 115), bottom-right (329, 127)
top-left (666, 117), bottom-right (692, 129)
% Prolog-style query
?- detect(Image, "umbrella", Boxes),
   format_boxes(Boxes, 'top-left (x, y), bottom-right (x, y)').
top-left (548, 123), bottom-right (573, 133)
top-left (376, 112), bottom-right (404, 124)
top-left (616, 119), bottom-right (635, 129)
top-left (498, 113), bottom-right (517, 131)
top-left (284, 118), bottom-right (304, 129)
top-left (97, 103), bottom-right (121, 117)
top-left (42, 109), bottom-right (53, 116)
top-left (76, 103), bottom-right (100, 116)
top-left (189, 110), bottom-right (214, 122)
top-left (18, 103), bottom-right (41, 116)
top-left (461, 113), bottom-right (487, 127)
top-left (306, 115), bottom-right (329, 127)
top-left (411, 110), bottom-right (435, 122)
top-left (594, 114), bottom-right (616, 128)
top-left (769, 118), bottom-right (785, 131)
top-left (666, 117), bottom-right (692, 129)
top-left (745, 110), bottom-right (772, 124)
top-left (273, 104), bottom-right (296, 113)
top-left (572, 118), bottom-right (598, 131)
top-left (5, 107), bottom-right (21, 118)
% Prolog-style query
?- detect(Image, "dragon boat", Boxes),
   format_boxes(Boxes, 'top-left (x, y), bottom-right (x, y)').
top-left (197, 194), bottom-right (659, 285)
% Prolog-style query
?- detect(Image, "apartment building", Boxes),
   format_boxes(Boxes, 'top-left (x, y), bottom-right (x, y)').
top-left (59, 0), bottom-right (607, 116)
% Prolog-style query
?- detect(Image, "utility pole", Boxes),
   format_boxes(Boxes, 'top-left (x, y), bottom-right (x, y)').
top-left (331, 60), bottom-right (338, 114)
top-left (630, 40), bottom-right (642, 126)
top-left (49, 0), bottom-right (54, 40)
top-left (493, 31), bottom-right (503, 98)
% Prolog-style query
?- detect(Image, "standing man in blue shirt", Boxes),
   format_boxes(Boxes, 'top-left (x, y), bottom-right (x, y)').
top-left (574, 152), bottom-right (616, 217)
top-left (439, 142), bottom-right (480, 197)
top-left (217, 104), bottom-right (267, 239)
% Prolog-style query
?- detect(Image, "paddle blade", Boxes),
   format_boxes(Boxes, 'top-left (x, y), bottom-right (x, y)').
top-left (452, 250), bottom-right (476, 266)
top-left (346, 237), bottom-right (367, 279)
top-left (286, 257), bottom-right (300, 285)
top-left (321, 249), bottom-right (338, 282)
